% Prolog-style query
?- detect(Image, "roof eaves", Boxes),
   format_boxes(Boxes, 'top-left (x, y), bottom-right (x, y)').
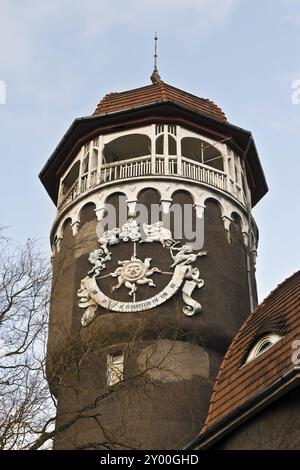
top-left (39, 100), bottom-right (235, 182)
top-left (184, 367), bottom-right (300, 450)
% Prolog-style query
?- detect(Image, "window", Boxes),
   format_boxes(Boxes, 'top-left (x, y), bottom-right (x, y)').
top-left (82, 154), bottom-right (89, 174)
top-left (181, 137), bottom-right (224, 171)
top-left (245, 334), bottom-right (282, 364)
top-left (168, 135), bottom-right (177, 156)
top-left (103, 134), bottom-right (151, 163)
top-left (61, 161), bottom-right (80, 195)
top-left (107, 352), bottom-right (124, 386)
top-left (90, 149), bottom-right (98, 170)
top-left (155, 135), bottom-right (164, 155)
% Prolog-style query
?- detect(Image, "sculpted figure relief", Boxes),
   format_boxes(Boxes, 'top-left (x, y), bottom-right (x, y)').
top-left (77, 219), bottom-right (207, 326)
top-left (169, 242), bottom-right (208, 268)
top-left (88, 245), bottom-right (111, 277)
top-left (142, 221), bottom-right (172, 244)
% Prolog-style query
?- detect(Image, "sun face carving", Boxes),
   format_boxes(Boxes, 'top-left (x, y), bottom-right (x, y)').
top-left (77, 220), bottom-right (208, 327)
top-left (110, 256), bottom-right (161, 297)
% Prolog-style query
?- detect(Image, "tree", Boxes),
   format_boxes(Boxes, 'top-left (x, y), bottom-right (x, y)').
top-left (0, 228), bottom-right (210, 450)
top-left (0, 232), bottom-right (54, 449)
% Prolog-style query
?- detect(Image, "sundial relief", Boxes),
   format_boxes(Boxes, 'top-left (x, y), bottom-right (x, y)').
top-left (77, 219), bottom-right (207, 327)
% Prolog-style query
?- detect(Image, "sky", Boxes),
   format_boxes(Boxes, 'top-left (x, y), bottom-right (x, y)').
top-left (0, 0), bottom-right (300, 301)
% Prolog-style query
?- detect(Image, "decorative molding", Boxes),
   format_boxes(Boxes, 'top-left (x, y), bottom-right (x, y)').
top-left (71, 220), bottom-right (80, 236)
top-left (222, 215), bottom-right (233, 233)
top-left (160, 198), bottom-right (173, 214)
top-left (77, 220), bottom-right (207, 327)
top-left (95, 206), bottom-right (106, 221)
top-left (193, 203), bottom-right (206, 219)
top-left (51, 180), bottom-right (256, 254)
top-left (127, 199), bottom-right (138, 217)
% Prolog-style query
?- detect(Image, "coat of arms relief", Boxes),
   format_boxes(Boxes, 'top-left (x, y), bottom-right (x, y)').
top-left (77, 219), bottom-right (207, 327)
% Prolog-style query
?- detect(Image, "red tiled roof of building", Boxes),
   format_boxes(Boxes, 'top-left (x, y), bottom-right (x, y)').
top-left (93, 81), bottom-right (227, 122)
top-left (201, 270), bottom-right (300, 434)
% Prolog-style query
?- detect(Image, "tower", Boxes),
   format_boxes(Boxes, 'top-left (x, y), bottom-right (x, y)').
top-left (40, 65), bottom-right (268, 449)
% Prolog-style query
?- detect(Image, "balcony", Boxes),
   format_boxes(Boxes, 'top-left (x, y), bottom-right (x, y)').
top-left (58, 155), bottom-right (246, 212)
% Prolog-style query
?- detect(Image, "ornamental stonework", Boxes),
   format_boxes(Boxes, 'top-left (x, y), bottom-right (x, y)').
top-left (77, 219), bottom-right (207, 326)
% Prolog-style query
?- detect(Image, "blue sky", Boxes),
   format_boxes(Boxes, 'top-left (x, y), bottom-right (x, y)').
top-left (0, 0), bottom-right (299, 301)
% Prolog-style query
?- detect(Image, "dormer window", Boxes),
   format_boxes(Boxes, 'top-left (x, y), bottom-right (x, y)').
top-left (245, 334), bottom-right (282, 364)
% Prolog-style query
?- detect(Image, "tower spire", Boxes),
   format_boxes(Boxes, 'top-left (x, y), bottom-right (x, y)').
top-left (150, 32), bottom-right (161, 84)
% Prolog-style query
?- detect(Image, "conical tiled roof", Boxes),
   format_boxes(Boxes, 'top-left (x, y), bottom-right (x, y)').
top-left (94, 81), bottom-right (227, 122)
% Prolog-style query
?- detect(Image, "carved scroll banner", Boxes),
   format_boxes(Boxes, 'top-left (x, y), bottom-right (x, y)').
top-left (77, 220), bottom-right (207, 327)
top-left (78, 265), bottom-right (204, 327)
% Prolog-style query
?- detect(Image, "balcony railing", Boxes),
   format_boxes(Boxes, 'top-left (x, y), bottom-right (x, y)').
top-left (58, 155), bottom-right (246, 212)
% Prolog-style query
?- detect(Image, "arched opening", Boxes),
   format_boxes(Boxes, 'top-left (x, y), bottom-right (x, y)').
top-left (170, 190), bottom-right (196, 242)
top-left (61, 161), bottom-right (80, 195)
top-left (230, 212), bottom-right (243, 243)
top-left (168, 135), bottom-right (177, 156)
top-left (181, 137), bottom-right (224, 171)
top-left (137, 188), bottom-right (161, 223)
top-left (103, 134), bottom-right (151, 164)
top-left (61, 217), bottom-right (72, 235)
top-left (90, 149), bottom-right (98, 170)
top-left (155, 135), bottom-right (164, 155)
top-left (78, 202), bottom-right (97, 234)
top-left (245, 334), bottom-right (282, 364)
top-left (104, 192), bottom-right (128, 228)
top-left (82, 153), bottom-right (89, 174)
top-left (81, 154), bottom-right (90, 192)
top-left (90, 149), bottom-right (98, 186)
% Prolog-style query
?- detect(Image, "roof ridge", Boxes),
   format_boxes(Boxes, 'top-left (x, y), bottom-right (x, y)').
top-left (93, 81), bottom-right (227, 122)
top-left (159, 80), bottom-right (167, 100)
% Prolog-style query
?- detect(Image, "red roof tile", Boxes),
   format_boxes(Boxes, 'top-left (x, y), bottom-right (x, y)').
top-left (201, 270), bottom-right (300, 434)
top-left (93, 81), bottom-right (227, 122)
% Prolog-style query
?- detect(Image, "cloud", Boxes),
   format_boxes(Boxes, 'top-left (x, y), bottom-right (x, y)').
top-left (279, 0), bottom-right (300, 25)
top-left (78, 0), bottom-right (239, 37)
top-left (0, 0), bottom-right (239, 107)
top-left (0, 0), bottom-right (239, 68)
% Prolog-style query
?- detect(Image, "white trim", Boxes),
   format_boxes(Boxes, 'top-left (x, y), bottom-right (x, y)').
top-left (51, 178), bottom-right (253, 255)
top-left (244, 334), bottom-right (282, 365)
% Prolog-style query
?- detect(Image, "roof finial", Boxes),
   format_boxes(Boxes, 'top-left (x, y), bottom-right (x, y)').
top-left (151, 32), bottom-right (161, 84)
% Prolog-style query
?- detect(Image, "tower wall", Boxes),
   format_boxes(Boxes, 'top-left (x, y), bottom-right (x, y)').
top-left (47, 180), bottom-right (257, 449)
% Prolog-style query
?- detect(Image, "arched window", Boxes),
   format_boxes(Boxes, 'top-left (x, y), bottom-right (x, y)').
top-left (245, 334), bottom-right (282, 364)
top-left (156, 135), bottom-right (164, 155)
top-left (82, 153), bottom-right (89, 174)
top-left (168, 135), bottom-right (177, 156)
top-left (90, 149), bottom-right (98, 170)
top-left (181, 137), bottom-right (224, 171)
top-left (103, 134), bottom-right (151, 164)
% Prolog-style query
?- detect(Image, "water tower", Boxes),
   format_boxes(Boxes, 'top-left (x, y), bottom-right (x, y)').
top-left (40, 52), bottom-right (267, 449)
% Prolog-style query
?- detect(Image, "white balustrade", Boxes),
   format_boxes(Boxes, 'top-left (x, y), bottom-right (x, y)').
top-left (58, 154), bottom-right (245, 212)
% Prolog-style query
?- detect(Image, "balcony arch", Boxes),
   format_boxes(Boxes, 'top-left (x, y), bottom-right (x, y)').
top-left (82, 153), bottom-right (89, 174)
top-left (61, 161), bottom-right (80, 196)
top-left (90, 149), bottom-right (98, 171)
top-left (155, 135), bottom-right (164, 155)
top-left (168, 135), bottom-right (177, 156)
top-left (181, 137), bottom-right (224, 172)
top-left (103, 134), bottom-right (151, 164)
top-left (78, 201), bottom-right (96, 222)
